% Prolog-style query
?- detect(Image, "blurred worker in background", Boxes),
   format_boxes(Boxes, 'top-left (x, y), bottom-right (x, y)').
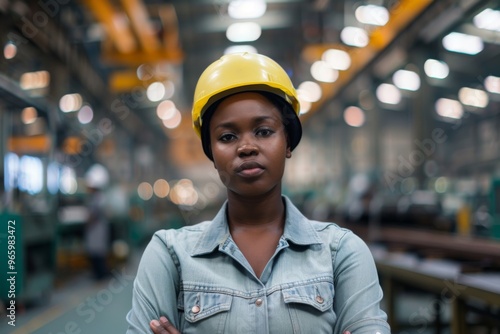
top-left (84, 163), bottom-right (110, 281)
top-left (126, 53), bottom-right (390, 334)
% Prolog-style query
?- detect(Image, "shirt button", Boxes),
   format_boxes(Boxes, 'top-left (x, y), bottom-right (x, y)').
top-left (316, 295), bottom-right (324, 304)
top-left (255, 298), bottom-right (263, 306)
top-left (191, 305), bottom-right (200, 314)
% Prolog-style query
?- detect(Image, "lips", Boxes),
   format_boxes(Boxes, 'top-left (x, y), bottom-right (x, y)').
top-left (235, 161), bottom-right (265, 177)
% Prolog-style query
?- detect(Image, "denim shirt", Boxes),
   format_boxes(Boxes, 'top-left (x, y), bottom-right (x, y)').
top-left (126, 196), bottom-right (390, 334)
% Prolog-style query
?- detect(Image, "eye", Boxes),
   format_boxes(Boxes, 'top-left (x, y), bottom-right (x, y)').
top-left (218, 133), bottom-right (236, 142)
top-left (256, 128), bottom-right (274, 137)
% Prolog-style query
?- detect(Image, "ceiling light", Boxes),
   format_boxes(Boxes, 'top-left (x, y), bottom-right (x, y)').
top-left (21, 107), bottom-right (38, 124)
top-left (298, 99), bottom-right (311, 115)
top-left (310, 61), bottom-right (339, 83)
top-left (137, 182), bottom-right (153, 201)
top-left (136, 64), bottom-right (154, 81)
top-left (393, 69), bottom-right (420, 91)
top-left (484, 75), bottom-right (500, 94)
top-left (20, 71), bottom-right (50, 90)
top-left (147, 82), bottom-right (165, 102)
top-left (59, 93), bottom-right (83, 112)
top-left (321, 49), bottom-right (351, 70)
top-left (473, 8), bottom-right (500, 32)
top-left (157, 100), bottom-right (177, 120)
top-left (224, 45), bottom-right (258, 54)
top-left (154, 179), bottom-right (170, 198)
top-left (340, 27), bottom-right (369, 47)
top-left (226, 22), bottom-right (261, 42)
top-left (78, 105), bottom-right (94, 124)
top-left (458, 87), bottom-right (489, 108)
top-left (297, 81), bottom-right (322, 102)
top-left (435, 98), bottom-right (463, 119)
top-left (162, 109), bottom-right (182, 129)
top-left (376, 83), bottom-right (401, 105)
top-left (442, 32), bottom-right (483, 55)
top-left (424, 59), bottom-right (449, 79)
top-left (355, 5), bottom-right (389, 26)
top-left (3, 42), bottom-right (17, 59)
top-left (343, 106), bottom-right (365, 127)
top-left (228, 0), bottom-right (266, 19)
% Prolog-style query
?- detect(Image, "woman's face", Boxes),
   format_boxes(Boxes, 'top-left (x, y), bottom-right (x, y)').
top-left (209, 92), bottom-right (291, 198)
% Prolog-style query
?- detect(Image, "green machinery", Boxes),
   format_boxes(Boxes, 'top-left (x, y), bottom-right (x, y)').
top-left (491, 178), bottom-right (500, 240)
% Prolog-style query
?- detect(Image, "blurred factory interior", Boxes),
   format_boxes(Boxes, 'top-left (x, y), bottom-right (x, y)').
top-left (0, 0), bottom-right (500, 333)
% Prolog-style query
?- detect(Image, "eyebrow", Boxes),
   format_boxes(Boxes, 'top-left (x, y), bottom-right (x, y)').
top-left (213, 115), bottom-right (280, 131)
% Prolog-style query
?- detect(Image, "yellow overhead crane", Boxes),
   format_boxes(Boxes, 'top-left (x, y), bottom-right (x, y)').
top-left (82, 0), bottom-right (183, 93)
top-left (301, 0), bottom-right (435, 121)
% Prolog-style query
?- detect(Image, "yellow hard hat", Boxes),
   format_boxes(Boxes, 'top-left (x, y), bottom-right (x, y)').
top-left (192, 52), bottom-right (302, 159)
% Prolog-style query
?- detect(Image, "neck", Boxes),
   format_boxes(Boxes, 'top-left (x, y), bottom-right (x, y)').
top-left (226, 190), bottom-right (285, 229)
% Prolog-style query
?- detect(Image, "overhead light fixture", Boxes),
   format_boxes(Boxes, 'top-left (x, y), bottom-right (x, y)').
top-left (297, 81), bottom-right (322, 103)
top-left (355, 5), bottom-right (389, 26)
top-left (343, 106), bottom-right (365, 127)
top-left (21, 107), bottom-right (38, 124)
top-left (20, 71), bottom-right (50, 90)
top-left (298, 99), bottom-right (311, 115)
top-left (228, 0), bottom-right (266, 19)
top-left (162, 109), bottom-right (182, 129)
top-left (59, 93), bottom-right (83, 112)
top-left (156, 100), bottom-right (177, 120)
top-left (136, 64), bottom-right (154, 81)
top-left (154, 179), bottom-right (170, 198)
top-left (224, 45), bottom-right (258, 54)
top-left (137, 182), bottom-right (153, 201)
top-left (473, 8), bottom-right (500, 32)
top-left (147, 82), bottom-right (166, 102)
top-left (321, 49), bottom-right (351, 70)
top-left (484, 75), bottom-right (500, 94)
top-left (340, 27), bottom-right (369, 47)
top-left (376, 83), bottom-right (401, 105)
top-left (3, 42), bottom-right (17, 59)
top-left (392, 69), bottom-right (420, 91)
top-left (310, 61), bottom-right (339, 83)
top-left (442, 32), bottom-right (483, 55)
top-left (435, 98), bottom-right (463, 119)
top-left (78, 105), bottom-right (94, 124)
top-left (458, 87), bottom-right (489, 108)
top-left (226, 22), bottom-right (261, 42)
top-left (424, 59), bottom-right (449, 79)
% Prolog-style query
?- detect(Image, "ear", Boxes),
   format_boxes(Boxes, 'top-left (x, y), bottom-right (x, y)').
top-left (286, 147), bottom-right (292, 158)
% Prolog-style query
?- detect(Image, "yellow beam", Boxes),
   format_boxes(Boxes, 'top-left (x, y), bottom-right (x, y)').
top-left (109, 70), bottom-right (144, 93)
top-left (82, 0), bottom-right (137, 53)
top-left (301, 43), bottom-right (349, 64)
top-left (120, 0), bottom-right (160, 53)
top-left (8, 135), bottom-right (51, 154)
top-left (301, 0), bottom-right (435, 121)
top-left (102, 49), bottom-right (183, 66)
top-left (159, 4), bottom-right (182, 55)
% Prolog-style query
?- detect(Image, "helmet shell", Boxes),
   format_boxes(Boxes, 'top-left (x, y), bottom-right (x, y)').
top-left (192, 53), bottom-right (301, 139)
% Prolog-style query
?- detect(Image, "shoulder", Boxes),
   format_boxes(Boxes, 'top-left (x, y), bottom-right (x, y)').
top-left (148, 220), bottom-right (213, 250)
top-left (308, 220), bottom-right (369, 252)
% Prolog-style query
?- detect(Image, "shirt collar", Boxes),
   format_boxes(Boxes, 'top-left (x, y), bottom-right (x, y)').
top-left (190, 195), bottom-right (322, 256)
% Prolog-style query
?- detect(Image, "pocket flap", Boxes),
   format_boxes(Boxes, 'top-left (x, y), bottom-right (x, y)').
top-left (282, 282), bottom-right (334, 312)
top-left (182, 292), bottom-right (233, 323)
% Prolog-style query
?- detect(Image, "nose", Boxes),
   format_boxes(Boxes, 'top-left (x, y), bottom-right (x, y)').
top-left (237, 136), bottom-right (259, 157)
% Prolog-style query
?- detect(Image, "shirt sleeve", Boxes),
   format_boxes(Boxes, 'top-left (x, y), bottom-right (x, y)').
top-left (126, 230), bottom-right (181, 333)
top-left (332, 231), bottom-right (391, 334)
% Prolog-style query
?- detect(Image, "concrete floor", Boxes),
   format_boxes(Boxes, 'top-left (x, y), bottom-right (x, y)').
top-left (0, 267), bottom-right (134, 334)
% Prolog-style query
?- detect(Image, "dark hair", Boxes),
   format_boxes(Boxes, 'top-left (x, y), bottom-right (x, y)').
top-left (200, 91), bottom-right (302, 161)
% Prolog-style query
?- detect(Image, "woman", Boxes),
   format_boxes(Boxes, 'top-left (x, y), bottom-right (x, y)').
top-left (126, 53), bottom-right (390, 334)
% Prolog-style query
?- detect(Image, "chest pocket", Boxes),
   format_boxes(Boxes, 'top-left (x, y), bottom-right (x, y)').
top-left (282, 281), bottom-right (335, 334)
top-left (178, 291), bottom-right (233, 334)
